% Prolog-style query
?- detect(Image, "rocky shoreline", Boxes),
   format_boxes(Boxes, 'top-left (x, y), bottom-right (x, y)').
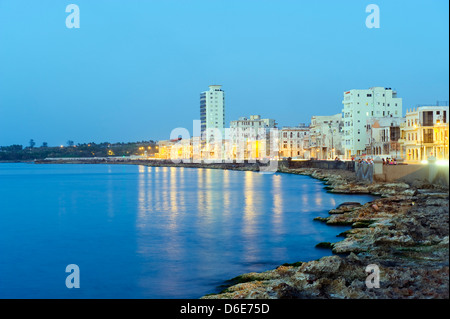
top-left (202, 167), bottom-right (449, 299)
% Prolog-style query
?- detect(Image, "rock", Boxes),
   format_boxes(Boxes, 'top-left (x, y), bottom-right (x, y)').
top-left (313, 216), bottom-right (329, 222)
top-left (315, 242), bottom-right (334, 249)
top-left (271, 283), bottom-right (304, 299)
top-left (300, 256), bottom-right (342, 276)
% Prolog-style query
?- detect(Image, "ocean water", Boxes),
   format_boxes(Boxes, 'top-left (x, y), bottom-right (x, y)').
top-left (0, 163), bottom-right (375, 298)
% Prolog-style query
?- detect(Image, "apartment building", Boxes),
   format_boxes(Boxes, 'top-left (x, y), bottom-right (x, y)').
top-left (399, 106), bottom-right (449, 161)
top-left (309, 114), bottom-right (343, 159)
top-left (229, 115), bottom-right (277, 159)
top-left (342, 87), bottom-right (402, 158)
top-left (279, 124), bottom-right (310, 159)
top-left (200, 85), bottom-right (225, 144)
top-left (365, 117), bottom-right (403, 158)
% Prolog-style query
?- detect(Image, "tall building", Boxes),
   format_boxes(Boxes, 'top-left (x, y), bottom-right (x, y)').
top-left (342, 87), bottom-right (403, 158)
top-left (399, 106), bottom-right (449, 162)
top-left (200, 85), bottom-right (225, 145)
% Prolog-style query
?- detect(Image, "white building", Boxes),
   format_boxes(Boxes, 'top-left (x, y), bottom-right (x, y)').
top-left (229, 115), bottom-right (277, 159)
top-left (279, 124), bottom-right (310, 159)
top-left (342, 87), bottom-right (402, 158)
top-left (200, 85), bottom-right (225, 145)
top-left (309, 114), bottom-right (343, 159)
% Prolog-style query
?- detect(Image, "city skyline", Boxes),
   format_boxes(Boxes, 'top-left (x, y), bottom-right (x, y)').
top-left (0, 0), bottom-right (448, 146)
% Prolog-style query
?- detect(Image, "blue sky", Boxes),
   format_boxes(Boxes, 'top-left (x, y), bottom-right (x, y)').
top-left (0, 0), bottom-right (448, 146)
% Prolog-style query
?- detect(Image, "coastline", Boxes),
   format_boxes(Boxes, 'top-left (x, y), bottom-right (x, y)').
top-left (202, 167), bottom-right (449, 299)
top-left (27, 159), bottom-right (450, 298)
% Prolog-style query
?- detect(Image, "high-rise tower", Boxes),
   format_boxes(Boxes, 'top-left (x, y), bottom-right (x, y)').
top-left (200, 85), bottom-right (225, 144)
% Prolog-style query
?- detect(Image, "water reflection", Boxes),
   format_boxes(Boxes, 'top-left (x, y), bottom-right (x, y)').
top-left (222, 170), bottom-right (231, 219)
top-left (133, 167), bottom-right (376, 298)
top-left (243, 171), bottom-right (256, 234)
top-left (271, 174), bottom-right (283, 235)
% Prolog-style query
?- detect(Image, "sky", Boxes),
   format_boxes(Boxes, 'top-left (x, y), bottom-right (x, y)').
top-left (0, 0), bottom-right (448, 146)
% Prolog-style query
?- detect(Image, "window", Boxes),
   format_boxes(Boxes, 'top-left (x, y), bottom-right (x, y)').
top-left (423, 129), bottom-right (433, 143)
top-left (367, 94), bottom-right (372, 97)
top-left (423, 111), bottom-right (434, 126)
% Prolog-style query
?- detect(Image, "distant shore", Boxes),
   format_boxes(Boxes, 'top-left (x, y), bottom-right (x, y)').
top-left (0, 160), bottom-right (34, 163)
top-left (33, 157), bottom-right (273, 172)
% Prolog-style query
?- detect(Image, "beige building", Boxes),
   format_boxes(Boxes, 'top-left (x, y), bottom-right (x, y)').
top-left (399, 106), bottom-right (449, 162)
top-left (309, 113), bottom-right (344, 159)
top-left (309, 114), bottom-right (343, 159)
top-left (229, 115), bottom-right (277, 160)
top-left (279, 124), bottom-right (310, 159)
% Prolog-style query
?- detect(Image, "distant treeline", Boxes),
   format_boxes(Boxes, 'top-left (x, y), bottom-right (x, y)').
top-left (0, 140), bottom-right (158, 161)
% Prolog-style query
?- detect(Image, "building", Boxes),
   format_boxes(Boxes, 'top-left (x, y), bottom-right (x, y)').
top-left (279, 124), bottom-right (310, 159)
top-left (309, 114), bottom-right (343, 159)
top-left (229, 115), bottom-right (277, 160)
top-left (365, 117), bottom-right (403, 158)
top-left (157, 139), bottom-right (179, 159)
top-left (399, 106), bottom-right (449, 162)
top-left (342, 87), bottom-right (402, 158)
top-left (200, 85), bottom-right (225, 145)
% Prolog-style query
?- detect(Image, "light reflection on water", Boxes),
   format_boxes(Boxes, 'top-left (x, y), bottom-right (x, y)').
top-left (0, 163), bottom-right (376, 299)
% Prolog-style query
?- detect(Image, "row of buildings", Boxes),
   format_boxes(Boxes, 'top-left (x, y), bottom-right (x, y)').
top-left (156, 85), bottom-right (449, 162)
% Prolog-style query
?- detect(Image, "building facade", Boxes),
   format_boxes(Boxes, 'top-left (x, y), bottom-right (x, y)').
top-left (309, 114), bottom-right (343, 159)
top-left (342, 87), bottom-right (402, 158)
top-left (399, 106), bottom-right (449, 162)
top-left (279, 124), bottom-right (310, 159)
top-left (365, 117), bottom-right (403, 158)
top-left (229, 115), bottom-right (277, 160)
